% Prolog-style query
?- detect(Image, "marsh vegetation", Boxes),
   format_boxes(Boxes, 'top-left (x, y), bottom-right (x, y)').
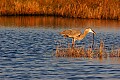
top-left (55, 40), bottom-right (120, 58)
top-left (0, 0), bottom-right (120, 20)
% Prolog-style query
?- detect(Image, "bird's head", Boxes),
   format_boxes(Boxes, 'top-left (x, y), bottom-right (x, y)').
top-left (87, 28), bottom-right (96, 35)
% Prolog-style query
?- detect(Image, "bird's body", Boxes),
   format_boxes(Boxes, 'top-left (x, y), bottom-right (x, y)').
top-left (60, 29), bottom-right (81, 38)
top-left (60, 28), bottom-right (96, 48)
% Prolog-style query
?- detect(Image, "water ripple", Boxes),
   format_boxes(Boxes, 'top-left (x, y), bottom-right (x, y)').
top-left (0, 28), bottom-right (120, 80)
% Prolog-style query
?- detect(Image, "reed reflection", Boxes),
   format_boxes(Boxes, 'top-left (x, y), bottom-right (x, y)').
top-left (0, 16), bottom-right (120, 29)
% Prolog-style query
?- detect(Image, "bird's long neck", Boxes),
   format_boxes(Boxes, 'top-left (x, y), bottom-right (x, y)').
top-left (76, 30), bottom-right (89, 40)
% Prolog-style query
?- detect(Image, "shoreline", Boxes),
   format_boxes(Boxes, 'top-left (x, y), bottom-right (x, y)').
top-left (0, 0), bottom-right (120, 20)
top-left (0, 15), bottom-right (119, 21)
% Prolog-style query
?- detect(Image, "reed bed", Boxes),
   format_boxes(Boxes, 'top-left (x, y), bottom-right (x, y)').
top-left (0, 0), bottom-right (120, 20)
top-left (55, 40), bottom-right (120, 58)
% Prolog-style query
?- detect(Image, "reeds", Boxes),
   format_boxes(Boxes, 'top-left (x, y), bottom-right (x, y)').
top-left (55, 40), bottom-right (120, 58)
top-left (0, 0), bottom-right (120, 20)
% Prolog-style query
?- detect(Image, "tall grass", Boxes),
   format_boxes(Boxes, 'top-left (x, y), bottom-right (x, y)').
top-left (0, 0), bottom-right (120, 20)
top-left (55, 40), bottom-right (120, 58)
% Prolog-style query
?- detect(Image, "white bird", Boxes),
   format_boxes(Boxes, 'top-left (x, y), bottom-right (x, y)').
top-left (60, 28), bottom-right (96, 48)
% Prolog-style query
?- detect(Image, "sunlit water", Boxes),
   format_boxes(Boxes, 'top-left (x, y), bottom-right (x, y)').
top-left (0, 16), bottom-right (120, 80)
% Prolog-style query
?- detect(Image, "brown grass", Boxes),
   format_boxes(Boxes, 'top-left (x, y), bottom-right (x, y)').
top-left (55, 40), bottom-right (120, 58)
top-left (0, 0), bottom-right (120, 20)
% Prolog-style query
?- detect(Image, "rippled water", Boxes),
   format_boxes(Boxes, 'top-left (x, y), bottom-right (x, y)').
top-left (0, 16), bottom-right (120, 80)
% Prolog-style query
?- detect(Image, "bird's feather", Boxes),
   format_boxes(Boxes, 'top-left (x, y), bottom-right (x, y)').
top-left (60, 29), bottom-right (81, 38)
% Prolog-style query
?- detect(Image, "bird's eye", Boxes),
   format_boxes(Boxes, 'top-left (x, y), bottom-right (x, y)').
top-left (78, 35), bottom-right (81, 37)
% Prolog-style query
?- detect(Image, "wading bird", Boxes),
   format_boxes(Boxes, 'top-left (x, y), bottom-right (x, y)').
top-left (60, 28), bottom-right (96, 48)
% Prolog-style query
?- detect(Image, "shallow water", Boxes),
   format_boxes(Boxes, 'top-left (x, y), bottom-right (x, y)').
top-left (0, 16), bottom-right (120, 80)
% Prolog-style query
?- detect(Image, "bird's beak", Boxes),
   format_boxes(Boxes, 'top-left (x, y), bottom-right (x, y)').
top-left (92, 30), bottom-right (96, 35)
top-left (92, 30), bottom-right (95, 49)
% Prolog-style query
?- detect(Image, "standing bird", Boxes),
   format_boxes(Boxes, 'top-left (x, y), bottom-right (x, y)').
top-left (60, 28), bottom-right (96, 48)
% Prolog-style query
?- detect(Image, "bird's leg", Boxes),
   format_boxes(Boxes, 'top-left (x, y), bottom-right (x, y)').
top-left (72, 38), bottom-right (75, 48)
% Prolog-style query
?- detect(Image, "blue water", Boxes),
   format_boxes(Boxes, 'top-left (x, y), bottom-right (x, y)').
top-left (0, 17), bottom-right (120, 80)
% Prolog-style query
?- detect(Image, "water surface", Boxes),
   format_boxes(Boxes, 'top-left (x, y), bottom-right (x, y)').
top-left (0, 16), bottom-right (120, 80)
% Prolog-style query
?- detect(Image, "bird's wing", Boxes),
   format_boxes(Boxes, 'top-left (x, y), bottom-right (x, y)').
top-left (60, 29), bottom-right (81, 38)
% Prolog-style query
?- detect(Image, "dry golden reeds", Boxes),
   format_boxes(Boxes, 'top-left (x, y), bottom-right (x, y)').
top-left (0, 0), bottom-right (120, 20)
top-left (55, 40), bottom-right (120, 58)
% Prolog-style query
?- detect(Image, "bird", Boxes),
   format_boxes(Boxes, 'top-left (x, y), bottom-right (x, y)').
top-left (60, 28), bottom-right (96, 48)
